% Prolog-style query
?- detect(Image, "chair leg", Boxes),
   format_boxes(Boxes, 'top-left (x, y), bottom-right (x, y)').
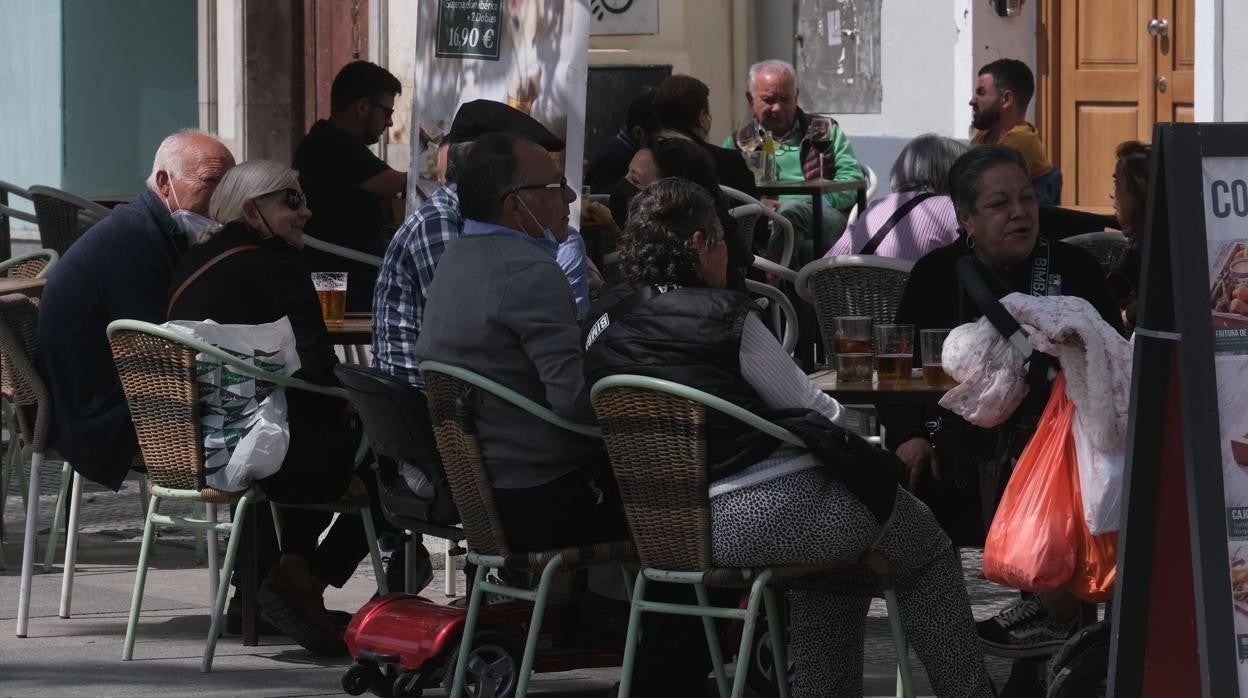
top-left (205, 503), bottom-right (219, 608)
top-left (122, 494), bottom-right (161, 659)
top-left (450, 562), bottom-right (489, 698)
top-left (516, 554), bottom-right (563, 697)
top-left (136, 474), bottom-right (149, 520)
top-left (15, 451), bottom-right (44, 638)
top-left (58, 471), bottom-right (83, 618)
top-left (42, 460), bottom-right (72, 572)
top-left (444, 537), bottom-right (456, 597)
top-left (268, 502), bottom-right (283, 546)
top-left (359, 506), bottom-right (387, 595)
top-left (617, 572), bottom-right (649, 698)
top-left (883, 589), bottom-right (915, 698)
top-left (203, 493), bottom-right (250, 672)
top-left (694, 583), bottom-right (731, 698)
top-left (762, 587), bottom-right (791, 698)
top-left (193, 501), bottom-right (206, 564)
top-left (405, 535), bottom-right (418, 594)
top-left (730, 576), bottom-right (771, 698)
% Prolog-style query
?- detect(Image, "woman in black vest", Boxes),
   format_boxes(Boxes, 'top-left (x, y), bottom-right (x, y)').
top-left (584, 178), bottom-right (993, 697)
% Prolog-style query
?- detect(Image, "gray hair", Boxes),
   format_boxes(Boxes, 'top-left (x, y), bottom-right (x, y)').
top-left (456, 133), bottom-right (527, 222)
top-left (947, 145), bottom-right (1029, 215)
top-left (890, 134), bottom-right (969, 194)
top-left (145, 129), bottom-right (221, 189)
top-left (443, 142), bottom-right (471, 184)
top-left (207, 160), bottom-right (300, 228)
top-left (748, 59), bottom-right (798, 91)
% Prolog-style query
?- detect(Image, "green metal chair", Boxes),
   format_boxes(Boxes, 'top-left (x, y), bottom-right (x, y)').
top-left (418, 360), bottom-right (635, 698)
top-left (107, 319), bottom-right (387, 672)
top-left (590, 374), bottom-right (916, 698)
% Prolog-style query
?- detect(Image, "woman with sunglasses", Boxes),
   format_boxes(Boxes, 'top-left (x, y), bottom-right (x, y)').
top-left (167, 159), bottom-right (391, 658)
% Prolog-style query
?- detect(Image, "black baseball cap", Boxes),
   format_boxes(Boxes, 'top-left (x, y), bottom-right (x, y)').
top-left (445, 99), bottom-right (565, 151)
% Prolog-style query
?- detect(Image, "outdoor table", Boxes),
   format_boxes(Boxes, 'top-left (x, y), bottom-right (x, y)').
top-left (326, 312), bottom-right (372, 345)
top-left (0, 277), bottom-right (46, 298)
top-left (90, 194), bottom-right (135, 209)
top-left (808, 368), bottom-right (948, 406)
top-left (755, 178), bottom-right (867, 256)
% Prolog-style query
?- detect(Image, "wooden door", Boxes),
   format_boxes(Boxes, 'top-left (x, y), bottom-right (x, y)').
top-left (303, 0), bottom-right (369, 134)
top-left (1047, 0), bottom-right (1194, 208)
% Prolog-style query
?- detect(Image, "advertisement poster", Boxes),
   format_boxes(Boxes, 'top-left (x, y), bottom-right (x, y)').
top-left (1202, 156), bottom-right (1248, 690)
top-left (410, 0), bottom-right (590, 225)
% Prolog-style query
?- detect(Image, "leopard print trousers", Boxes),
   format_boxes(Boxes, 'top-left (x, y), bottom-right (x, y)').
top-left (711, 467), bottom-right (994, 697)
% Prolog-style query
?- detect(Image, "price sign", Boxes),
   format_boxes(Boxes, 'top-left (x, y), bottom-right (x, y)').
top-left (435, 0), bottom-right (502, 61)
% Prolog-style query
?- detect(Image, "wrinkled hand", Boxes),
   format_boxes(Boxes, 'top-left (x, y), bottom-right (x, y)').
top-left (895, 437), bottom-right (941, 492)
top-left (802, 152), bottom-right (825, 181)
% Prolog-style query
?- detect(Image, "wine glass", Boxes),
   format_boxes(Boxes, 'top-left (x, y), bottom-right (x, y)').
top-left (734, 117), bottom-right (762, 152)
top-left (803, 116), bottom-right (834, 181)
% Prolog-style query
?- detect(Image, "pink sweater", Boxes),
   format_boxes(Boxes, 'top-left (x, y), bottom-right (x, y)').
top-left (826, 191), bottom-right (960, 262)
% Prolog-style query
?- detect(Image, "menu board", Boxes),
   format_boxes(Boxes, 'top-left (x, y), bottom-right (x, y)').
top-left (435, 0), bottom-right (503, 60)
top-left (1203, 156), bottom-right (1248, 691)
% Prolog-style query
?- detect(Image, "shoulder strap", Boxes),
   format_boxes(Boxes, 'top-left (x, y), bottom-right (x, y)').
top-left (167, 245), bottom-right (261, 317)
top-left (858, 192), bottom-right (938, 255)
top-left (955, 255), bottom-right (1032, 357)
top-left (1030, 237), bottom-right (1052, 297)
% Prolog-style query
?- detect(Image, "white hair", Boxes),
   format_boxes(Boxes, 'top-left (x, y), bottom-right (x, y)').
top-left (748, 59), bottom-right (799, 92)
top-left (144, 128), bottom-right (223, 190)
top-left (207, 160), bottom-right (300, 229)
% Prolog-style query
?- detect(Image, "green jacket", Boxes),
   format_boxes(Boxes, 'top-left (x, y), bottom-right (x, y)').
top-left (722, 109), bottom-right (862, 211)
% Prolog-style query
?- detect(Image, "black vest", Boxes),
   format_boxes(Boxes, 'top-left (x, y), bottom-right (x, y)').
top-left (583, 283), bottom-right (779, 482)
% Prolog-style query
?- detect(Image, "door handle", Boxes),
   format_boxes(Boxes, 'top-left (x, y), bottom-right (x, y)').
top-left (1147, 18), bottom-right (1169, 37)
top-left (1157, 76), bottom-right (1168, 93)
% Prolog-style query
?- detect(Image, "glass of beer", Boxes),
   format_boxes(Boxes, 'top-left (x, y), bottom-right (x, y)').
top-left (921, 328), bottom-right (957, 388)
top-left (874, 324), bottom-right (915, 381)
top-left (312, 272), bottom-right (348, 325)
top-left (833, 316), bottom-right (873, 382)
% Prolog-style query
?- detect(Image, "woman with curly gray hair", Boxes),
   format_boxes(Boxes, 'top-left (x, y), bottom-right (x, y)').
top-left (584, 178), bottom-right (993, 697)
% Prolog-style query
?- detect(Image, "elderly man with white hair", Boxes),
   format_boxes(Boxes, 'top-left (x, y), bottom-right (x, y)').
top-left (723, 58), bottom-right (864, 267)
top-left (36, 129), bottom-right (235, 491)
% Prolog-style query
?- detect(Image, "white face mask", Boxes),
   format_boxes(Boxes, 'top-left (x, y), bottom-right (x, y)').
top-left (167, 178), bottom-right (217, 237)
top-left (515, 195), bottom-right (559, 245)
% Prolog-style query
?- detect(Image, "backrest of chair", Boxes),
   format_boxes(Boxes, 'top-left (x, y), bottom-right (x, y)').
top-left (108, 327), bottom-right (206, 492)
top-left (1063, 232), bottom-right (1129, 273)
top-left (0, 250), bottom-right (58, 280)
top-left (28, 186), bottom-right (109, 255)
top-left (0, 180), bottom-right (36, 261)
top-left (0, 294), bottom-right (48, 453)
top-left (591, 384), bottom-right (713, 571)
top-left (728, 203), bottom-right (763, 255)
top-left (422, 370), bottom-right (511, 557)
top-left (798, 256), bottom-right (913, 358)
top-left (334, 363), bottom-right (459, 526)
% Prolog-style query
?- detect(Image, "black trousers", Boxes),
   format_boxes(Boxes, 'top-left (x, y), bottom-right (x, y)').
top-left (494, 463), bottom-right (729, 697)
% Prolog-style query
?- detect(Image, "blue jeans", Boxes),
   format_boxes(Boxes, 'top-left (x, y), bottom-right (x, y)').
top-left (770, 199), bottom-right (849, 270)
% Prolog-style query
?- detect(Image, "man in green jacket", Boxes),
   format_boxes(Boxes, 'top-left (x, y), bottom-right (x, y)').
top-left (723, 58), bottom-right (863, 267)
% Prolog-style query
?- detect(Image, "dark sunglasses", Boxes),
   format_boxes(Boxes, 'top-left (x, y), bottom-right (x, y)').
top-left (259, 188), bottom-right (307, 211)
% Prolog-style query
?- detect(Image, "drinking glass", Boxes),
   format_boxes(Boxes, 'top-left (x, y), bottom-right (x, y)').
top-left (874, 324), bottom-right (915, 381)
top-left (920, 328), bottom-right (957, 388)
top-left (312, 272), bottom-right (348, 325)
top-left (833, 316), bottom-right (873, 383)
top-left (734, 117), bottom-right (762, 152)
top-left (801, 116), bottom-right (834, 181)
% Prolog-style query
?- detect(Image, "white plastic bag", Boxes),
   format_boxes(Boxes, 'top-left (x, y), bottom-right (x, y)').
top-left (163, 317), bottom-right (302, 492)
top-left (1072, 405), bottom-right (1124, 534)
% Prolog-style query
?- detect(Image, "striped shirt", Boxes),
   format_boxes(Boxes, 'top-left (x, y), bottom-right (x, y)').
top-left (826, 191), bottom-right (960, 262)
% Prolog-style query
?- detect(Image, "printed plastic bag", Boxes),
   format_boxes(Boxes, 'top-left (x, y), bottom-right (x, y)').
top-left (1072, 406), bottom-right (1124, 534)
top-left (983, 374), bottom-right (1078, 592)
top-left (163, 317), bottom-right (301, 492)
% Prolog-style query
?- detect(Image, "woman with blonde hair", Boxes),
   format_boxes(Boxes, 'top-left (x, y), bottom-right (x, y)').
top-left (167, 159), bottom-right (389, 657)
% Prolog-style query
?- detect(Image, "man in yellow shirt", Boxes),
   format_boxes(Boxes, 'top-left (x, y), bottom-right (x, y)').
top-left (970, 58), bottom-right (1062, 205)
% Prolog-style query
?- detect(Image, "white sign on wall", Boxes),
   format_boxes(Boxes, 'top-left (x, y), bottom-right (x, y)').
top-left (589, 0), bottom-right (658, 36)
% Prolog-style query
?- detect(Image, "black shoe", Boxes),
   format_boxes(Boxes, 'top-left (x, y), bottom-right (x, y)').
top-left (999, 659), bottom-right (1048, 698)
top-left (225, 593), bottom-right (285, 637)
top-left (385, 544), bottom-right (434, 594)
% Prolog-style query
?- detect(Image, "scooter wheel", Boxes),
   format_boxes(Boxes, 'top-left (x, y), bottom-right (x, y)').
top-left (441, 630), bottom-right (522, 697)
top-left (392, 670), bottom-right (425, 698)
top-left (342, 664), bottom-right (373, 696)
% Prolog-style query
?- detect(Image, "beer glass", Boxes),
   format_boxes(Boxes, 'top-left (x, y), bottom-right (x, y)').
top-left (873, 324), bottom-right (915, 381)
top-left (920, 328), bottom-right (957, 387)
top-left (833, 316), bottom-right (873, 383)
top-left (312, 272), bottom-right (348, 325)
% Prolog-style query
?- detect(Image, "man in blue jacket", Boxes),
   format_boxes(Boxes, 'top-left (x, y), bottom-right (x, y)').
top-left (36, 129), bottom-right (235, 490)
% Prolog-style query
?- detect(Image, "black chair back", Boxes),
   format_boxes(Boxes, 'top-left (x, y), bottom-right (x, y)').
top-left (334, 364), bottom-right (462, 537)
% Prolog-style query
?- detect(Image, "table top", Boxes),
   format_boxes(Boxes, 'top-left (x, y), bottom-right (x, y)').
top-left (0, 277), bottom-right (46, 298)
top-left (808, 368), bottom-right (948, 406)
top-left (325, 313), bottom-right (372, 345)
top-left (755, 178), bottom-right (867, 195)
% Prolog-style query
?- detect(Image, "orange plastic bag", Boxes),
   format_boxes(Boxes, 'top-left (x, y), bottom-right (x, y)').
top-left (983, 374), bottom-right (1079, 592)
top-left (1066, 453), bottom-right (1118, 602)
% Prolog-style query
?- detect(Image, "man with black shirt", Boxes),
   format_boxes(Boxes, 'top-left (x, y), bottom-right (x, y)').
top-left (294, 60), bottom-right (407, 310)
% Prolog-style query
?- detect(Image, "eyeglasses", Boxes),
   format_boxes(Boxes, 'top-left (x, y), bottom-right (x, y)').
top-left (506, 176), bottom-right (570, 198)
top-left (258, 188), bottom-right (307, 211)
top-left (370, 99), bottom-right (395, 119)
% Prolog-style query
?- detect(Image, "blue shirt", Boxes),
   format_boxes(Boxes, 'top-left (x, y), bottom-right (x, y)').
top-left (371, 184), bottom-right (590, 386)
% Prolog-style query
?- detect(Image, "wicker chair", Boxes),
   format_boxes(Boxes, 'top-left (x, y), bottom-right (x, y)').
top-left (590, 374), bottom-right (915, 698)
top-left (721, 185), bottom-right (798, 284)
top-left (27, 186), bottom-right (110, 255)
top-left (0, 180), bottom-right (39, 261)
top-left (1063, 231), bottom-right (1130, 273)
top-left (844, 163), bottom-right (879, 228)
top-left (418, 360), bottom-right (635, 697)
top-left (106, 319), bottom-right (386, 672)
top-left (745, 280), bottom-right (799, 355)
top-left (795, 255), bottom-right (914, 360)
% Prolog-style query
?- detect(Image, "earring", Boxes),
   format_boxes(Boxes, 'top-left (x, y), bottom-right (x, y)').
top-left (965, 233), bottom-right (975, 250)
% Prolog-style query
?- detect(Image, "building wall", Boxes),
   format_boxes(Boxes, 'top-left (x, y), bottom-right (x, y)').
top-left (1222, 0), bottom-right (1248, 120)
top-left (61, 0), bottom-right (199, 197)
top-left (0, 0), bottom-right (64, 214)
